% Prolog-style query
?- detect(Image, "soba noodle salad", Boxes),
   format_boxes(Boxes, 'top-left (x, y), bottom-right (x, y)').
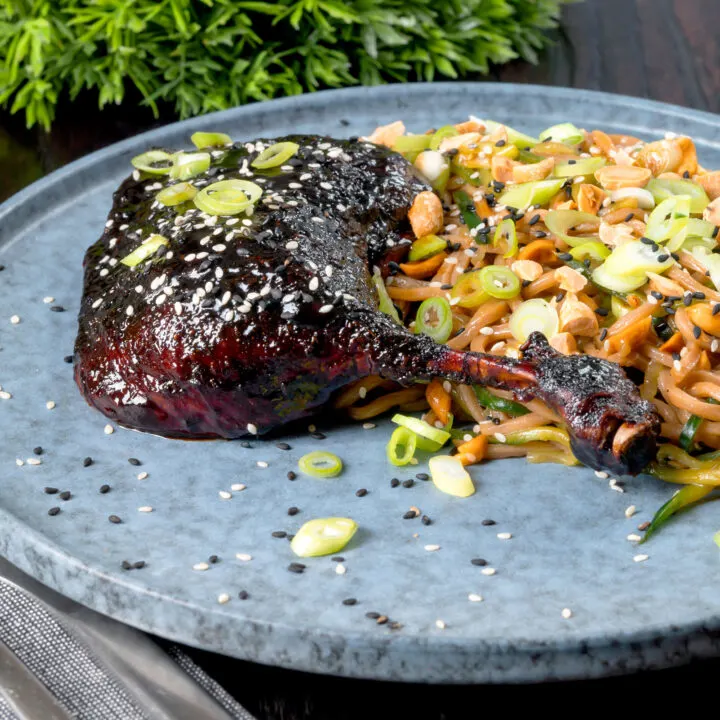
top-left (335, 117), bottom-right (720, 540)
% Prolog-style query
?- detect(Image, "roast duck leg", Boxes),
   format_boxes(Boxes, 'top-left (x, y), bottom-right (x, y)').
top-left (74, 134), bottom-right (660, 475)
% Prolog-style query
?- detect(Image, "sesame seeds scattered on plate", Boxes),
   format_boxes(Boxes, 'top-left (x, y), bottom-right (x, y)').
top-left (468, 594), bottom-right (483, 603)
top-left (594, 470), bottom-right (609, 479)
top-left (218, 490), bottom-right (232, 500)
top-left (480, 567), bottom-right (496, 576)
top-left (235, 553), bottom-right (252, 562)
top-left (561, 608), bottom-right (573, 619)
top-left (633, 554), bottom-right (649, 563)
top-left (231, 483), bottom-right (246, 492)
top-left (218, 593), bottom-right (231, 604)
top-left (424, 544), bottom-right (441, 552)
top-left (627, 534), bottom-right (642, 542)
top-left (335, 564), bottom-right (347, 575)
top-left (138, 506), bottom-right (153, 513)
top-left (435, 619), bottom-right (447, 630)
top-left (137, 471), bottom-right (148, 480)
top-left (104, 424), bottom-right (114, 435)
top-left (45, 401), bottom-right (56, 410)
top-left (193, 562), bottom-right (210, 571)
top-left (496, 532), bottom-right (512, 540)
top-left (625, 505), bottom-right (637, 518)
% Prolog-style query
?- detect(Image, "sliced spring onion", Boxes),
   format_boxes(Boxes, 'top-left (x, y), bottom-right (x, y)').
top-left (450, 161), bottom-right (490, 187)
top-left (131, 150), bottom-right (174, 175)
top-left (544, 209), bottom-right (600, 247)
top-left (495, 426), bottom-right (572, 450)
top-left (450, 270), bottom-right (487, 308)
top-left (415, 150), bottom-right (450, 193)
top-left (479, 265), bottom-right (520, 300)
top-left (156, 182), bottom-right (197, 207)
top-left (391, 414), bottom-right (451, 446)
top-left (428, 455), bottom-right (475, 498)
top-left (372, 268), bottom-right (401, 324)
top-left (496, 179), bottom-right (564, 210)
top-left (119, 234), bottom-right (169, 267)
top-left (602, 240), bottom-right (675, 278)
top-left (290, 518), bottom-right (358, 558)
top-left (679, 414), bottom-right (704, 452)
top-left (408, 234), bottom-right (446, 262)
top-left (193, 179), bottom-right (262, 216)
top-left (387, 426), bottom-right (417, 466)
top-left (516, 149), bottom-right (545, 164)
top-left (591, 263), bottom-right (647, 294)
top-left (429, 125), bottom-right (459, 150)
top-left (169, 152), bottom-right (211, 180)
top-left (689, 246), bottom-right (720, 291)
top-left (539, 122), bottom-right (584, 146)
top-left (645, 177), bottom-right (709, 214)
top-left (509, 298), bottom-right (559, 343)
top-left (610, 187), bottom-right (656, 210)
top-left (568, 241), bottom-right (610, 262)
top-left (414, 297), bottom-right (453, 344)
top-left (393, 134), bottom-right (431, 162)
top-left (611, 295), bottom-right (632, 319)
top-left (251, 141), bottom-right (300, 169)
top-left (640, 484), bottom-right (714, 543)
top-left (645, 196), bottom-right (692, 243)
top-left (473, 386), bottom-right (529, 417)
top-left (480, 119), bottom-right (538, 149)
top-left (553, 157), bottom-right (606, 178)
top-left (190, 131), bottom-right (232, 148)
top-left (298, 451), bottom-right (343, 478)
top-left (453, 190), bottom-right (483, 231)
top-left (492, 218), bottom-right (518, 258)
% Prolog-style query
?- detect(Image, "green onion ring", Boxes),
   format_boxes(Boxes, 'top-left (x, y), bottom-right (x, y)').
top-left (169, 152), bottom-right (211, 180)
top-left (386, 426), bottom-right (418, 466)
top-left (191, 131), bottom-right (232, 148)
top-left (193, 179), bottom-right (262, 216)
top-left (251, 142), bottom-right (300, 169)
top-left (298, 451), bottom-right (343, 478)
top-left (131, 150), bottom-right (174, 175)
top-left (414, 297), bottom-right (453, 344)
top-left (120, 234), bottom-right (169, 267)
top-left (156, 182), bottom-right (197, 207)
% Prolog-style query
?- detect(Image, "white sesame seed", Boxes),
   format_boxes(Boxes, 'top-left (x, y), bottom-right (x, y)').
top-left (10, 315), bottom-right (20, 324)
top-left (155, 294), bottom-right (167, 306)
top-left (335, 564), bottom-right (347, 575)
top-left (479, 327), bottom-right (494, 336)
top-left (673, 360), bottom-right (682, 371)
top-left (104, 424), bottom-right (114, 434)
top-left (231, 483), bottom-right (246, 492)
top-left (609, 478), bottom-right (625, 493)
top-left (219, 490), bottom-right (232, 500)
top-left (218, 593), bottom-right (231, 604)
top-left (424, 544), bottom-right (441, 552)
top-left (561, 608), bottom-right (573, 619)
top-left (468, 593), bottom-right (484, 602)
top-left (309, 277), bottom-right (319, 291)
top-left (247, 423), bottom-right (258, 435)
top-left (92, 299), bottom-right (103, 309)
top-left (325, 265), bottom-right (333, 277)
top-left (497, 532), bottom-right (512, 540)
top-left (43, 296), bottom-right (54, 304)
top-left (481, 567), bottom-right (496, 576)
top-left (137, 472), bottom-right (148, 480)
top-left (318, 304), bottom-right (334, 314)
top-left (362, 422), bottom-right (376, 429)
top-left (633, 553), bottom-right (649, 563)
top-left (235, 553), bottom-right (252, 562)
top-left (26, 458), bottom-right (42, 466)
top-left (594, 470), bottom-right (609, 479)
top-left (711, 339), bottom-right (719, 353)
top-left (285, 241), bottom-right (299, 250)
top-left (493, 433), bottom-right (506, 443)
top-left (46, 401), bottom-right (56, 410)
top-left (138, 506), bottom-right (153, 513)
top-left (126, 305), bottom-right (134, 316)
top-left (174, 302), bottom-right (183, 315)
top-left (435, 619), bottom-right (446, 629)
top-left (193, 562), bottom-right (209, 571)
top-left (625, 505), bottom-right (637, 518)
top-left (627, 533), bottom-right (642, 542)
top-left (256, 461), bottom-right (268, 468)
top-left (16, 459), bottom-right (24, 467)
top-left (0, 391), bottom-right (12, 400)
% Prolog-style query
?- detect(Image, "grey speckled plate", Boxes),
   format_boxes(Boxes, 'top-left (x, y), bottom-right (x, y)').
top-left (2, 83), bottom-right (720, 684)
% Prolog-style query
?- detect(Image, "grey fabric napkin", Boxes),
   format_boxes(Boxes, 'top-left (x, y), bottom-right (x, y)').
top-left (0, 558), bottom-right (256, 720)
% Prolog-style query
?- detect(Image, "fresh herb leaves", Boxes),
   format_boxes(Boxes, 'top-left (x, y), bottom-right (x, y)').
top-left (0, 1), bottom-right (574, 130)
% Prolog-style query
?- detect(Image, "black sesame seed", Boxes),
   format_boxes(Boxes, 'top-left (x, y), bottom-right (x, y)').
top-left (276, 442), bottom-right (291, 451)
top-left (471, 558), bottom-right (488, 566)
top-left (387, 261), bottom-right (400, 276)
top-left (57, 490), bottom-right (71, 501)
top-left (287, 471), bottom-right (297, 481)
top-left (288, 506), bottom-right (300, 515)
top-left (599, 328), bottom-right (608, 342)
top-left (376, 615), bottom-right (388, 625)
top-left (624, 212), bottom-right (635, 222)
top-left (355, 488), bottom-right (368, 497)
top-left (670, 252), bottom-right (680, 261)
top-left (694, 292), bottom-right (706, 300)
top-left (665, 306), bottom-right (676, 315)
top-left (128, 457), bottom-right (141, 466)
top-left (83, 456), bottom-right (93, 467)
top-left (521, 279), bottom-right (532, 288)
top-left (33, 446), bottom-right (43, 455)
top-left (402, 510), bottom-right (417, 520)
top-left (49, 305), bottom-right (65, 313)
top-left (421, 515), bottom-right (432, 526)
top-left (672, 352), bottom-right (681, 362)
top-left (693, 325), bottom-right (702, 339)
top-left (99, 484), bottom-right (110, 494)
top-left (48, 507), bottom-right (60, 516)
top-left (683, 294), bottom-right (693, 306)
top-left (440, 283), bottom-right (453, 290)
top-left (332, 556), bottom-right (345, 562)
top-left (683, 170), bottom-right (691, 179)
top-left (533, 230), bottom-right (548, 238)
top-left (492, 181), bottom-right (505, 193)
top-left (657, 254), bottom-right (670, 263)
top-left (528, 214), bottom-right (541, 226)
top-left (567, 159), bottom-right (577, 165)
top-left (595, 307), bottom-right (609, 316)
top-left (240, 441), bottom-right (252, 449)
top-left (310, 431), bottom-right (326, 440)
top-left (495, 139), bottom-right (507, 147)
top-left (650, 243), bottom-right (659, 253)
top-left (713, 304), bottom-right (720, 316)
top-left (287, 562), bottom-right (306, 574)
top-left (109, 515), bottom-right (122, 524)
top-left (121, 560), bottom-right (132, 570)
top-left (238, 590), bottom-right (250, 600)
top-left (342, 597), bottom-right (358, 606)
top-left (650, 290), bottom-right (663, 300)
top-left (272, 530), bottom-right (287, 538)
top-left (492, 417), bottom-right (501, 425)
top-left (390, 478), bottom-right (400, 488)
top-left (365, 611), bottom-right (380, 619)
top-left (557, 252), bottom-right (573, 261)
top-left (481, 519), bottom-right (497, 526)
top-left (402, 479), bottom-right (414, 488)
top-left (132, 561), bottom-right (146, 570)
top-left (208, 555), bottom-right (219, 564)
top-left (43, 487), bottom-right (58, 494)
top-left (555, 292), bottom-right (565, 303)
top-left (415, 473), bottom-right (429, 481)
top-left (0, 265), bottom-right (4, 271)
top-left (63, 355), bottom-right (73, 364)
top-left (287, 534), bottom-right (295, 542)
top-left (713, 227), bottom-right (719, 239)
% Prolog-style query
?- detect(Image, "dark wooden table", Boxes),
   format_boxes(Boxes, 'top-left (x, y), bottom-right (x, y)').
top-left (2, 0), bottom-right (719, 716)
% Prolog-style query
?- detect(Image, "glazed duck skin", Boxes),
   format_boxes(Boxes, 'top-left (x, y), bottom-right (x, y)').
top-left (74, 135), bottom-right (659, 474)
